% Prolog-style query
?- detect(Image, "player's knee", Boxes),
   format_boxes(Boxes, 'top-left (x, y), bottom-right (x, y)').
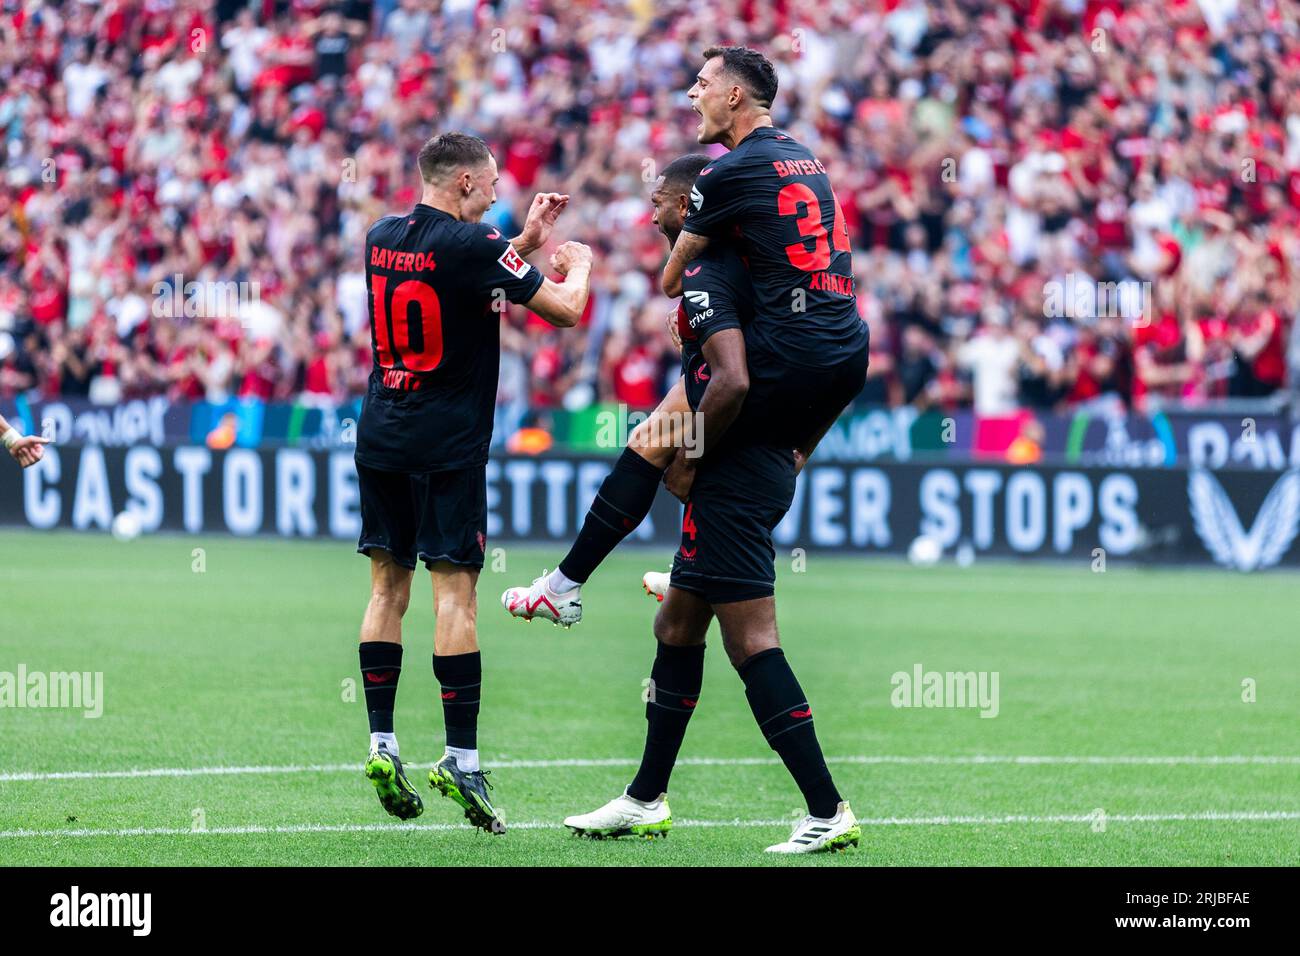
top-left (628, 412), bottom-right (679, 464)
top-left (652, 606), bottom-right (701, 647)
top-left (629, 440), bottom-right (674, 471)
top-left (436, 589), bottom-right (476, 623)
top-left (369, 583), bottom-right (410, 617)
top-left (722, 631), bottom-right (779, 670)
top-left (627, 422), bottom-right (672, 465)
top-left (626, 417), bottom-right (654, 452)
top-left (434, 572), bottom-right (477, 619)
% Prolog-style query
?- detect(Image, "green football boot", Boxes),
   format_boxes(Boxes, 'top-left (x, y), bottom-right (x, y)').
top-left (428, 753), bottom-right (505, 834)
top-left (364, 746), bottom-right (424, 821)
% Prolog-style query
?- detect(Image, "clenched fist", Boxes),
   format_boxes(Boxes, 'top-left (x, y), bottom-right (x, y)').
top-left (550, 241), bottom-right (593, 276)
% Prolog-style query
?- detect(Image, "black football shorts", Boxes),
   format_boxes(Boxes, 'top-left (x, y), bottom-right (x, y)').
top-left (669, 443), bottom-right (796, 604)
top-left (356, 462), bottom-right (487, 570)
top-left (730, 337), bottom-right (870, 450)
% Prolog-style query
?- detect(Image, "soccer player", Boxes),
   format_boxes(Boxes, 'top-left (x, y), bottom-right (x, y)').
top-left (499, 154), bottom-right (750, 627)
top-left (0, 414), bottom-right (50, 468)
top-left (565, 47), bottom-right (870, 854)
top-left (355, 132), bottom-right (592, 832)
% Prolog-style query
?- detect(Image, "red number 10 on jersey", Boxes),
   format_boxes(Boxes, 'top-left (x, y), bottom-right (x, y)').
top-left (371, 275), bottom-right (444, 372)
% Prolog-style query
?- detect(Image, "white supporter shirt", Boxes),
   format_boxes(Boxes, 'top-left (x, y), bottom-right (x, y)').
top-left (959, 332), bottom-right (1021, 416)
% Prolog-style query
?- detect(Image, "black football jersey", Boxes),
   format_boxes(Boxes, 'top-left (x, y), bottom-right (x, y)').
top-left (677, 245), bottom-right (752, 410)
top-left (681, 127), bottom-right (868, 371)
top-left (356, 204), bottom-right (544, 472)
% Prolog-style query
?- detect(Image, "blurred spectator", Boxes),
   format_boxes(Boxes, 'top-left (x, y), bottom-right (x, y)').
top-left (2, 0), bottom-right (1299, 433)
top-left (958, 306), bottom-right (1019, 415)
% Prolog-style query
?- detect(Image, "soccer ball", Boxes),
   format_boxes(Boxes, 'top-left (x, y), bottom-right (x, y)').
top-left (111, 511), bottom-right (142, 542)
top-left (907, 534), bottom-right (942, 567)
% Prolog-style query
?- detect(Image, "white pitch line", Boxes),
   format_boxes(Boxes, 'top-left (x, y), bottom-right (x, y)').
top-left (2, 811), bottom-right (1298, 840)
top-left (2, 754), bottom-right (1299, 783)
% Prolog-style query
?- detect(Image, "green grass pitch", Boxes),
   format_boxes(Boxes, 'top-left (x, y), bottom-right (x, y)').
top-left (1, 529), bottom-right (1296, 866)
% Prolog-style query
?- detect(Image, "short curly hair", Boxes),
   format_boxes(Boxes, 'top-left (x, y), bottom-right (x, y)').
top-left (661, 154), bottom-right (712, 194)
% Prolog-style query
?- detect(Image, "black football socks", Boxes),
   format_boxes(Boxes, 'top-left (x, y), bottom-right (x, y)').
top-left (738, 647), bottom-right (842, 819)
top-left (432, 650), bottom-right (482, 768)
top-left (627, 641), bottom-right (705, 802)
top-left (557, 447), bottom-right (664, 586)
top-left (359, 641), bottom-right (402, 751)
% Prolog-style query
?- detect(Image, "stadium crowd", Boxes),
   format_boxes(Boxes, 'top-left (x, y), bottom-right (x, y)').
top-left (4, 0), bottom-right (1300, 438)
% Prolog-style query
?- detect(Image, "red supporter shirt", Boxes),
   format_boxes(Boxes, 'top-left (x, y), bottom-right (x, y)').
top-left (1133, 313), bottom-right (1191, 405)
top-left (304, 354), bottom-right (332, 396)
top-left (1240, 309), bottom-right (1287, 386)
top-left (612, 344), bottom-right (659, 408)
top-left (28, 276), bottom-right (66, 326)
top-left (529, 344), bottom-right (562, 408)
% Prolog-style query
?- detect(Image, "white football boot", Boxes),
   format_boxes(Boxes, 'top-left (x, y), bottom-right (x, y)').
top-left (764, 801), bottom-right (861, 854)
top-left (501, 570), bottom-right (582, 628)
top-left (564, 790), bottom-right (672, 839)
top-left (642, 569), bottom-right (671, 602)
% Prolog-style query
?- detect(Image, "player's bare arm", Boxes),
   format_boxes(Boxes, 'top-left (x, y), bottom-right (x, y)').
top-left (524, 240), bottom-right (593, 328)
top-left (662, 327), bottom-right (748, 502)
top-left (1, 413), bottom-right (52, 468)
top-left (661, 232), bottom-right (710, 298)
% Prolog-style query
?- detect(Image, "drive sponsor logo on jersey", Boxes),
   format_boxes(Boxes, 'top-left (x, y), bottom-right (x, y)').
top-left (1188, 468), bottom-right (1300, 571)
top-left (497, 245), bottom-right (531, 279)
top-left (684, 289), bottom-right (712, 326)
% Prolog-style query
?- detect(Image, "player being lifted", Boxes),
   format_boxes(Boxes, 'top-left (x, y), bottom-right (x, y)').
top-left (500, 48), bottom-right (860, 626)
top-left (355, 132), bottom-right (592, 832)
top-left (499, 155), bottom-right (745, 627)
top-left (562, 47), bottom-right (870, 853)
